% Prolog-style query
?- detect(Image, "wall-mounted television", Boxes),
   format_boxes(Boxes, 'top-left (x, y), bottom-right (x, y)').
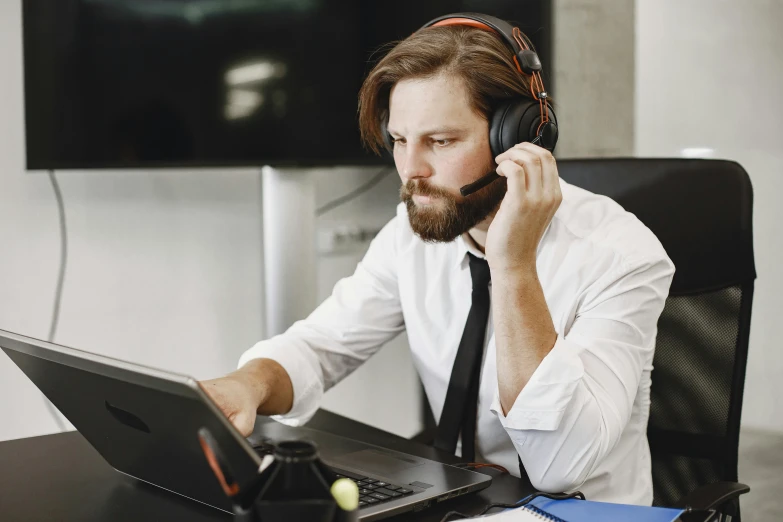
top-left (22, 0), bottom-right (551, 170)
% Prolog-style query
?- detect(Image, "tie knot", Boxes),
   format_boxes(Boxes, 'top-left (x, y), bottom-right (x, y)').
top-left (468, 253), bottom-right (491, 289)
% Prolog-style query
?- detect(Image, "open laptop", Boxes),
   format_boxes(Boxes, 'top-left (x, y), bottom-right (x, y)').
top-left (0, 329), bottom-right (491, 521)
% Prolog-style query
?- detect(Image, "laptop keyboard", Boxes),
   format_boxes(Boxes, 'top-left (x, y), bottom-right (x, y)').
top-left (332, 468), bottom-right (415, 509)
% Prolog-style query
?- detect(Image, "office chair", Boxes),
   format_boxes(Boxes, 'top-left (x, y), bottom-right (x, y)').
top-left (414, 158), bottom-right (754, 521)
top-left (557, 158), bottom-right (754, 521)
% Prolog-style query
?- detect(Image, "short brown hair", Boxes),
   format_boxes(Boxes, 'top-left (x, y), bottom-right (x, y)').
top-left (358, 25), bottom-right (543, 155)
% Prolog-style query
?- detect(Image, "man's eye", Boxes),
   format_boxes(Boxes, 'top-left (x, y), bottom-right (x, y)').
top-left (434, 139), bottom-right (452, 146)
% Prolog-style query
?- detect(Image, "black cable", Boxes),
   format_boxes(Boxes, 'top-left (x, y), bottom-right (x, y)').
top-left (315, 167), bottom-right (392, 217)
top-left (438, 491), bottom-right (586, 522)
top-left (46, 170), bottom-right (68, 432)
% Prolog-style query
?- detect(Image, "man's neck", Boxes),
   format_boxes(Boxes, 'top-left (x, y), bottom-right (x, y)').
top-left (467, 214), bottom-right (494, 254)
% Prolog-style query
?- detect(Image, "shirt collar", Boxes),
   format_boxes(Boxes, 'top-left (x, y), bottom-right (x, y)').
top-left (455, 232), bottom-right (487, 269)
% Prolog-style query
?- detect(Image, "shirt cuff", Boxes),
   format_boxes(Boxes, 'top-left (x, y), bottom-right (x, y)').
top-left (237, 337), bottom-right (323, 427)
top-left (491, 336), bottom-right (584, 432)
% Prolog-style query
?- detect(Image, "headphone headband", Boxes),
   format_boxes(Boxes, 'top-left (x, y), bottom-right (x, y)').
top-left (420, 12), bottom-right (542, 76)
top-left (421, 13), bottom-right (523, 55)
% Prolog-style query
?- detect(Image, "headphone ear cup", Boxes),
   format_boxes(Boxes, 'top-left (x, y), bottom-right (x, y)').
top-left (489, 101), bottom-right (514, 159)
top-left (489, 99), bottom-right (558, 157)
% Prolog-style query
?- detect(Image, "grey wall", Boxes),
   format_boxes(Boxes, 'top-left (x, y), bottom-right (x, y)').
top-left (553, 0), bottom-right (636, 158)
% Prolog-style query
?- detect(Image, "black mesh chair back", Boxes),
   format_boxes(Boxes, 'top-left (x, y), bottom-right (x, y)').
top-left (558, 158), bottom-right (755, 516)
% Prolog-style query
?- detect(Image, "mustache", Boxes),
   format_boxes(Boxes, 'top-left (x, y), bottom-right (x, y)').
top-left (400, 180), bottom-right (456, 200)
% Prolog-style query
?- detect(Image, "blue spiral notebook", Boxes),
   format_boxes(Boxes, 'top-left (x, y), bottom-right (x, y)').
top-left (529, 496), bottom-right (684, 521)
top-left (476, 497), bottom-right (685, 521)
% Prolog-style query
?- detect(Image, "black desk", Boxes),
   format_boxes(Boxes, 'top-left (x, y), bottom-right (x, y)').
top-left (0, 410), bottom-right (533, 522)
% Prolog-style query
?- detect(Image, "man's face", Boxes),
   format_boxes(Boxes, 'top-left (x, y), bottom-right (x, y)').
top-left (387, 74), bottom-right (506, 243)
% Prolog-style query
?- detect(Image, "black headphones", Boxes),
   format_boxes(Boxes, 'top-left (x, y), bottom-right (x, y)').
top-left (382, 13), bottom-right (559, 196)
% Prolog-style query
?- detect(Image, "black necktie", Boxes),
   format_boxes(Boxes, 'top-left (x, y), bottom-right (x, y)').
top-left (434, 253), bottom-right (491, 462)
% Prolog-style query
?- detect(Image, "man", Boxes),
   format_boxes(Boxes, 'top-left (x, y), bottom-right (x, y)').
top-left (201, 17), bottom-right (674, 505)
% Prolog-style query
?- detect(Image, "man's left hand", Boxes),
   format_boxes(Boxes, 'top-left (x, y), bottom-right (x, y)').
top-left (485, 142), bottom-right (562, 273)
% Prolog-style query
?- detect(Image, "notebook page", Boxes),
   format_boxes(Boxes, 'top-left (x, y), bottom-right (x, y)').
top-left (466, 505), bottom-right (563, 521)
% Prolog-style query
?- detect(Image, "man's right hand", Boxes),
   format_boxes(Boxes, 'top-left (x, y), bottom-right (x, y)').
top-left (200, 372), bottom-right (263, 436)
top-left (199, 358), bottom-right (294, 437)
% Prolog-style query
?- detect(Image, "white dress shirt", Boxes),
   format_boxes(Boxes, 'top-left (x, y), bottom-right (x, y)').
top-left (238, 178), bottom-right (675, 505)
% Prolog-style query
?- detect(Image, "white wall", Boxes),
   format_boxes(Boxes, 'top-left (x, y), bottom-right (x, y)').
top-left (0, 0), bottom-right (421, 442)
top-left (635, 0), bottom-right (783, 432)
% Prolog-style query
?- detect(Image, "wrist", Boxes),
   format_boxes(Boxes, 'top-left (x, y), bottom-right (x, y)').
top-left (234, 358), bottom-right (274, 409)
top-left (236, 358), bottom-right (294, 416)
top-left (490, 263), bottom-right (538, 283)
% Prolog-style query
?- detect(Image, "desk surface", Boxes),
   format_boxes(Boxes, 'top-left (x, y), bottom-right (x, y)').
top-left (0, 410), bottom-right (533, 522)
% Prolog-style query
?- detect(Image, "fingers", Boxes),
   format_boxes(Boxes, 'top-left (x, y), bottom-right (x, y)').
top-left (495, 158), bottom-right (526, 192)
top-left (232, 411), bottom-right (255, 437)
top-left (495, 142), bottom-right (559, 205)
top-left (496, 149), bottom-right (539, 197)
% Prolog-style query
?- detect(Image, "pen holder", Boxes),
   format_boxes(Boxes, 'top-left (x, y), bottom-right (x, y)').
top-left (198, 429), bottom-right (358, 522)
top-left (240, 440), bottom-right (359, 522)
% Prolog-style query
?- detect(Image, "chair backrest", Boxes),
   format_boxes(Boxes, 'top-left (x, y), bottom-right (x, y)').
top-left (558, 158), bottom-right (756, 511)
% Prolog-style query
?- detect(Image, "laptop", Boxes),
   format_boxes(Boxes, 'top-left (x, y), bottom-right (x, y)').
top-left (0, 329), bottom-right (491, 521)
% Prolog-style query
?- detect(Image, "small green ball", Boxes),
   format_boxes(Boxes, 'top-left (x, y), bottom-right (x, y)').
top-left (331, 477), bottom-right (360, 511)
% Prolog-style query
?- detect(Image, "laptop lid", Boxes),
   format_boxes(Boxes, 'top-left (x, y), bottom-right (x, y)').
top-left (0, 329), bottom-right (261, 512)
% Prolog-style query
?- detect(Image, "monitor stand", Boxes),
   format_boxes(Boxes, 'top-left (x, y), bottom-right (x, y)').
top-left (261, 166), bottom-right (318, 337)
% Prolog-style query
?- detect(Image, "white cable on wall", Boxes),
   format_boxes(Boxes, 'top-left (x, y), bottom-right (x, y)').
top-left (45, 169), bottom-right (68, 432)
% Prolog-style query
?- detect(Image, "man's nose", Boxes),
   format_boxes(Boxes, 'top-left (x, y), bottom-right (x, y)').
top-left (399, 144), bottom-right (433, 182)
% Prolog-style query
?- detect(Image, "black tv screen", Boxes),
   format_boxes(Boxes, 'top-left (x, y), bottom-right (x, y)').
top-left (22, 0), bottom-right (551, 170)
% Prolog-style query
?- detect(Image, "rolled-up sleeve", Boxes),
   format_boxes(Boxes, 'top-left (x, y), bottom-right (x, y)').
top-left (238, 215), bottom-right (405, 426)
top-left (490, 254), bottom-right (675, 493)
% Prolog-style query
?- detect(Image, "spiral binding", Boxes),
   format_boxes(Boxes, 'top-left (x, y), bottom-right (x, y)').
top-left (522, 504), bottom-right (568, 521)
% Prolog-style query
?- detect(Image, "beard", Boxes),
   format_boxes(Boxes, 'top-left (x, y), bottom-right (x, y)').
top-left (399, 166), bottom-right (507, 243)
